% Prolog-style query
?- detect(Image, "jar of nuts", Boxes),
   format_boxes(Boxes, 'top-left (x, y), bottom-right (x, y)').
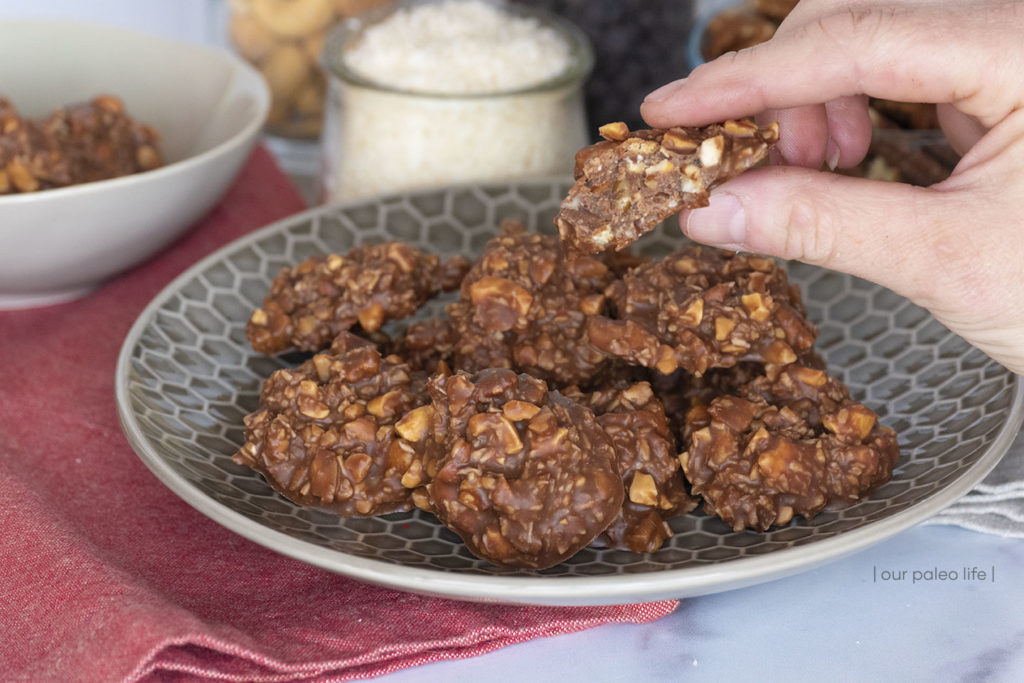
top-left (227, 0), bottom-right (393, 141)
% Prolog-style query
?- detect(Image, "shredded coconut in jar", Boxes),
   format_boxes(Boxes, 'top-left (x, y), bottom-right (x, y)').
top-left (342, 0), bottom-right (574, 94)
top-left (322, 0), bottom-right (590, 201)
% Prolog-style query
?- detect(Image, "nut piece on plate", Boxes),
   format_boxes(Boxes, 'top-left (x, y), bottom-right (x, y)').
top-left (246, 242), bottom-right (470, 354)
top-left (404, 367), bottom-right (623, 569)
top-left (585, 246), bottom-right (817, 376)
top-left (555, 120), bottom-right (778, 254)
top-left (564, 381), bottom-right (697, 553)
top-left (679, 363), bottom-right (900, 532)
top-left (446, 220), bottom-right (617, 388)
top-left (0, 95), bottom-right (163, 194)
top-left (232, 332), bottom-right (431, 516)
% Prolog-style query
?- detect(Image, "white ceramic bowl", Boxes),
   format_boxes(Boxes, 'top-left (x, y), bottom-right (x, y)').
top-left (0, 19), bottom-right (270, 309)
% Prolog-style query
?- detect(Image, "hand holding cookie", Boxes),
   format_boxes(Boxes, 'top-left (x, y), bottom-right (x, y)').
top-left (641, 0), bottom-right (1024, 374)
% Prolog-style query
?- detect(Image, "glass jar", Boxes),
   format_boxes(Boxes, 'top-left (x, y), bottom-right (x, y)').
top-left (227, 0), bottom-right (394, 139)
top-left (320, 1), bottom-right (593, 203)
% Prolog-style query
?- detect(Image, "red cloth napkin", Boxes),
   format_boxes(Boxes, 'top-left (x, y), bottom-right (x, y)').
top-left (0, 147), bottom-right (677, 683)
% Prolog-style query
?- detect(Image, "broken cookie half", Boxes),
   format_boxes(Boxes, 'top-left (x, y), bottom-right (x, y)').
top-left (555, 119), bottom-right (779, 254)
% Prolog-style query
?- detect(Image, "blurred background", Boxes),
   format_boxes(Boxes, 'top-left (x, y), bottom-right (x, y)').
top-left (0, 0), bottom-right (713, 129)
top-left (0, 0), bottom-right (952, 203)
top-left (0, 0), bottom-right (712, 201)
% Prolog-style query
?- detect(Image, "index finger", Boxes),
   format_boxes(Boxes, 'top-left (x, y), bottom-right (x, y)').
top-left (641, 2), bottom-right (1022, 129)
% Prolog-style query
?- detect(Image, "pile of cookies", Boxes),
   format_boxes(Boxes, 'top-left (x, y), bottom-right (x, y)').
top-left (233, 120), bottom-right (899, 569)
top-left (0, 95), bottom-right (162, 194)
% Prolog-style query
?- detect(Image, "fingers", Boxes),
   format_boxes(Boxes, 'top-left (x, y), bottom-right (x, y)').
top-left (760, 104), bottom-right (828, 169)
top-left (936, 104), bottom-right (989, 156)
top-left (677, 167), bottom-right (965, 309)
top-left (683, 162), bottom-right (1024, 374)
top-left (825, 96), bottom-right (873, 168)
top-left (639, 0), bottom-right (1024, 374)
top-left (641, 2), bottom-right (1021, 130)
top-left (760, 96), bottom-right (872, 169)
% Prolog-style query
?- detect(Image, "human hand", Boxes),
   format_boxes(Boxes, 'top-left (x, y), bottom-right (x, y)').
top-left (640, 0), bottom-right (1024, 373)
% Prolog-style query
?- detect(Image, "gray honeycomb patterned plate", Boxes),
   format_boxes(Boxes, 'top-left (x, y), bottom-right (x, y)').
top-left (116, 178), bottom-right (1024, 606)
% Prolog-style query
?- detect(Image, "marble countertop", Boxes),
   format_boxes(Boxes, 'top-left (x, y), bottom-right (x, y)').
top-left (370, 523), bottom-right (1024, 682)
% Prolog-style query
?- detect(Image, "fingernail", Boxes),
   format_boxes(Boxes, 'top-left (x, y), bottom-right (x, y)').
top-left (644, 78), bottom-right (687, 103)
top-left (825, 137), bottom-right (841, 171)
top-left (683, 192), bottom-right (747, 249)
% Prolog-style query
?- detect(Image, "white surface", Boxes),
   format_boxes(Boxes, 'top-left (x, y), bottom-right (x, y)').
top-left (369, 524), bottom-right (1024, 682)
top-left (0, 18), bottom-right (268, 306)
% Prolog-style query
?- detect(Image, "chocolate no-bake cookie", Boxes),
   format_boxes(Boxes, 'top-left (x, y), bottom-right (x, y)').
top-left (680, 364), bottom-right (900, 531)
top-left (446, 221), bottom-right (616, 387)
top-left (555, 120), bottom-right (778, 253)
top-left (233, 332), bottom-right (430, 516)
top-left (406, 368), bottom-right (623, 569)
top-left (586, 246), bottom-right (817, 376)
top-left (246, 242), bottom-right (469, 354)
top-left (565, 381), bottom-right (697, 553)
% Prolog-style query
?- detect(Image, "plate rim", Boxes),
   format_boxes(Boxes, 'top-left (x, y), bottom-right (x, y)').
top-left (114, 181), bottom-right (1024, 606)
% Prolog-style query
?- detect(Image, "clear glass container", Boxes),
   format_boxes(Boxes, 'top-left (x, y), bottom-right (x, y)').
top-left (227, 0), bottom-right (394, 140)
top-left (320, 1), bottom-right (594, 203)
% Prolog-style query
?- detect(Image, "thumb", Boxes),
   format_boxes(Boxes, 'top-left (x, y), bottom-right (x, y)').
top-left (679, 168), bottom-right (961, 309)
